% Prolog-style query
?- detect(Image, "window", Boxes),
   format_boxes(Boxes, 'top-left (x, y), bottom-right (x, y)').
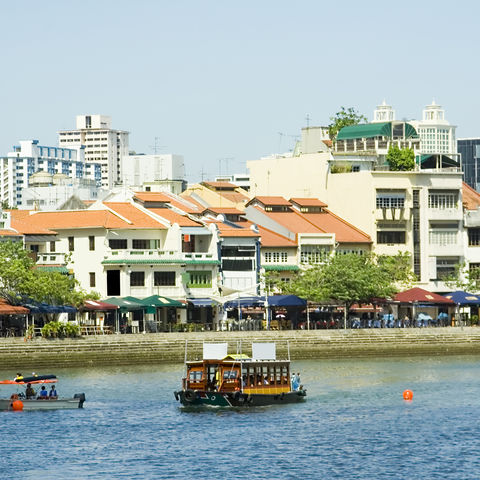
top-left (68, 236), bottom-right (74, 251)
top-left (222, 259), bottom-right (253, 271)
top-left (435, 257), bottom-right (459, 279)
top-left (468, 228), bottom-right (480, 246)
top-left (221, 245), bottom-right (255, 257)
top-left (109, 239), bottom-right (127, 249)
top-left (377, 231), bottom-right (406, 244)
top-left (428, 191), bottom-right (457, 209)
top-left (376, 191), bottom-right (406, 209)
top-left (429, 222), bottom-right (458, 246)
top-left (186, 271), bottom-right (212, 288)
top-left (50, 241), bottom-right (56, 252)
top-left (132, 239), bottom-right (159, 249)
top-left (89, 272), bottom-right (96, 287)
top-left (130, 271), bottom-right (145, 287)
top-left (154, 271), bottom-right (176, 286)
top-left (300, 246), bottom-right (330, 264)
top-left (89, 235), bottom-right (95, 251)
top-left (265, 252), bottom-right (288, 263)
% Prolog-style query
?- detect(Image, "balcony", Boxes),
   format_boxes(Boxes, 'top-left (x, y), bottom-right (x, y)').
top-left (103, 249), bottom-right (218, 265)
top-left (35, 252), bottom-right (67, 266)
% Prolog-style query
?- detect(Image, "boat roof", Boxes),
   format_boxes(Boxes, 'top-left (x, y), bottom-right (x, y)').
top-left (0, 374), bottom-right (58, 385)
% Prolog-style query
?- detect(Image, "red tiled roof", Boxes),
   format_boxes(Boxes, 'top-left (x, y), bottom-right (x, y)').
top-left (251, 196), bottom-right (291, 206)
top-left (147, 208), bottom-right (204, 227)
top-left (203, 207), bottom-right (244, 215)
top-left (202, 181), bottom-right (237, 189)
top-left (133, 192), bottom-right (171, 203)
top-left (393, 288), bottom-right (454, 304)
top-left (0, 229), bottom-right (22, 237)
top-left (462, 182), bottom-right (480, 210)
top-left (257, 226), bottom-right (297, 247)
top-left (290, 198), bottom-right (328, 207)
top-left (209, 221), bottom-right (259, 238)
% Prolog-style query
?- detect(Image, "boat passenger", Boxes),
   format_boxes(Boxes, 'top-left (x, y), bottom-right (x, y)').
top-left (14, 372), bottom-right (23, 382)
top-left (49, 385), bottom-right (58, 399)
top-left (25, 383), bottom-right (36, 399)
top-left (38, 385), bottom-right (48, 399)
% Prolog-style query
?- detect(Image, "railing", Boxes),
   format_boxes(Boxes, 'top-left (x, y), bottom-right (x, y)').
top-left (105, 250), bottom-right (215, 262)
top-left (35, 252), bottom-right (67, 265)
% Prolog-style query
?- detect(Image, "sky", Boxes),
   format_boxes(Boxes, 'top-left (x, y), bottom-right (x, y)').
top-left (1, 0), bottom-right (480, 182)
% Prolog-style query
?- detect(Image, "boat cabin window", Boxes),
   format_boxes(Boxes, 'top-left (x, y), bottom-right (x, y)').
top-left (243, 363), bottom-right (290, 387)
top-left (188, 369), bottom-right (204, 382)
top-left (223, 370), bottom-right (238, 380)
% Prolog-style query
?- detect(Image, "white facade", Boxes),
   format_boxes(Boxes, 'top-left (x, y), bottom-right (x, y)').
top-left (372, 100), bottom-right (395, 123)
top-left (214, 173), bottom-right (251, 190)
top-left (58, 115), bottom-right (129, 190)
top-left (0, 140), bottom-right (100, 207)
top-left (123, 153), bottom-right (185, 189)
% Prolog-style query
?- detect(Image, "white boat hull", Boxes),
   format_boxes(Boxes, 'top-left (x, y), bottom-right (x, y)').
top-left (0, 394), bottom-right (85, 411)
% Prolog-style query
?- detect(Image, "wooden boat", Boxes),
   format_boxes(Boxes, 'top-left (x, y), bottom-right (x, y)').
top-left (174, 342), bottom-right (306, 407)
top-left (0, 375), bottom-right (86, 411)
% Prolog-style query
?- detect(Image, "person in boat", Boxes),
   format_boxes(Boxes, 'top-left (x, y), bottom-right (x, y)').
top-left (49, 385), bottom-right (58, 399)
top-left (25, 383), bottom-right (36, 399)
top-left (14, 372), bottom-right (23, 382)
top-left (38, 385), bottom-right (48, 399)
top-left (292, 372), bottom-right (301, 391)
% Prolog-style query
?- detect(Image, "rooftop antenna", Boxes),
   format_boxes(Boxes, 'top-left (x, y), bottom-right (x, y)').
top-left (149, 137), bottom-right (166, 154)
top-left (305, 114), bottom-right (310, 128)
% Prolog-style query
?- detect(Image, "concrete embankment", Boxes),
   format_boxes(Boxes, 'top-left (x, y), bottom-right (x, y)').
top-left (2, 327), bottom-right (480, 369)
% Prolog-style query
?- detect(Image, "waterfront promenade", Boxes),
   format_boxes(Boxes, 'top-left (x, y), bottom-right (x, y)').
top-left (2, 327), bottom-right (480, 369)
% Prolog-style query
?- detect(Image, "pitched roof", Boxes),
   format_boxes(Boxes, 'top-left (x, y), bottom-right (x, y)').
top-left (147, 208), bottom-right (203, 227)
top-left (202, 181), bottom-right (237, 189)
top-left (209, 221), bottom-right (259, 238)
top-left (290, 198), bottom-right (328, 207)
top-left (257, 225), bottom-right (297, 247)
top-left (462, 182), bottom-right (480, 210)
top-left (203, 207), bottom-right (244, 215)
top-left (249, 196), bottom-right (292, 207)
top-left (133, 192), bottom-right (171, 203)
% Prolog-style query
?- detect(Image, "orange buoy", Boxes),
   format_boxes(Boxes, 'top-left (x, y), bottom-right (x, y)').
top-left (11, 400), bottom-right (23, 411)
top-left (403, 389), bottom-right (413, 401)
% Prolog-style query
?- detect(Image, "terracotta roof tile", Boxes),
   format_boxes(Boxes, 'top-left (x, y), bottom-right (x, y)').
top-left (203, 207), bottom-right (244, 215)
top-left (133, 192), bottom-right (171, 203)
top-left (202, 181), bottom-right (237, 189)
top-left (462, 182), bottom-right (480, 210)
top-left (147, 208), bottom-right (203, 227)
top-left (257, 226), bottom-right (297, 247)
top-left (251, 196), bottom-right (291, 206)
top-left (290, 198), bottom-right (328, 207)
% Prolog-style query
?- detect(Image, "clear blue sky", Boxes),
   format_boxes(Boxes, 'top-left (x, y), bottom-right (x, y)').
top-left (1, 0), bottom-right (479, 182)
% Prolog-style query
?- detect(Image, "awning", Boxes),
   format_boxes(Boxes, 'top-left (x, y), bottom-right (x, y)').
top-left (103, 297), bottom-right (145, 312)
top-left (188, 298), bottom-right (219, 308)
top-left (142, 295), bottom-right (185, 308)
top-left (181, 227), bottom-right (211, 235)
top-left (0, 299), bottom-right (29, 315)
top-left (223, 296), bottom-right (265, 308)
top-left (22, 302), bottom-right (76, 314)
top-left (393, 287), bottom-right (454, 305)
top-left (443, 290), bottom-right (480, 305)
top-left (82, 300), bottom-right (119, 311)
top-left (267, 295), bottom-right (307, 307)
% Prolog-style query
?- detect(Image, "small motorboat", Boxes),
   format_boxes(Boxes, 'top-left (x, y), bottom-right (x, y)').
top-left (0, 374), bottom-right (85, 411)
top-left (174, 342), bottom-right (306, 407)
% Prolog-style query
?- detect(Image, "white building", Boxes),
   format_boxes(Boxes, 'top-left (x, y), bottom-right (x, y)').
top-left (0, 140), bottom-right (100, 207)
top-left (58, 115), bottom-right (129, 190)
top-left (122, 153), bottom-right (186, 193)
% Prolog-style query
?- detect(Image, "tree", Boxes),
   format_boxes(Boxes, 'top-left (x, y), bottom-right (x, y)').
top-left (284, 253), bottom-right (414, 328)
top-left (328, 106), bottom-right (367, 140)
top-left (0, 240), bottom-right (98, 307)
top-left (386, 145), bottom-right (415, 171)
top-left (443, 262), bottom-right (480, 293)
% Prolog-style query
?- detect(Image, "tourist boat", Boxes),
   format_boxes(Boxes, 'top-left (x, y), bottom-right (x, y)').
top-left (0, 374), bottom-right (86, 411)
top-left (174, 342), bottom-right (306, 407)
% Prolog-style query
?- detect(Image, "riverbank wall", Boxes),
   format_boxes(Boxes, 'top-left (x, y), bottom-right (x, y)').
top-left (2, 327), bottom-right (480, 369)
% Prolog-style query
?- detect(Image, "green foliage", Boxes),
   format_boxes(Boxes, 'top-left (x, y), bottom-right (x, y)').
top-left (0, 240), bottom-right (97, 307)
top-left (285, 253), bottom-right (414, 307)
top-left (330, 163), bottom-right (353, 174)
top-left (386, 145), bottom-right (415, 171)
top-left (443, 263), bottom-right (480, 293)
top-left (41, 321), bottom-right (79, 338)
top-left (328, 106), bottom-right (367, 140)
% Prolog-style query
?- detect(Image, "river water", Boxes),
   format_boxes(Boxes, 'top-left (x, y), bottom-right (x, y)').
top-left (1, 356), bottom-right (480, 479)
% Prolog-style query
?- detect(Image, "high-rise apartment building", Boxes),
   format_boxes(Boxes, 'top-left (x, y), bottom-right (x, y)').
top-left (0, 140), bottom-right (100, 207)
top-left (457, 138), bottom-right (480, 191)
top-left (58, 115), bottom-right (129, 189)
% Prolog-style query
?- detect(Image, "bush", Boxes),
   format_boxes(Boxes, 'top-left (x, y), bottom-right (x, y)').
top-left (41, 321), bottom-right (79, 338)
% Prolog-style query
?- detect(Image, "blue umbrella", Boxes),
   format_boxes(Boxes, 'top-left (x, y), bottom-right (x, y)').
top-left (443, 291), bottom-right (480, 305)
